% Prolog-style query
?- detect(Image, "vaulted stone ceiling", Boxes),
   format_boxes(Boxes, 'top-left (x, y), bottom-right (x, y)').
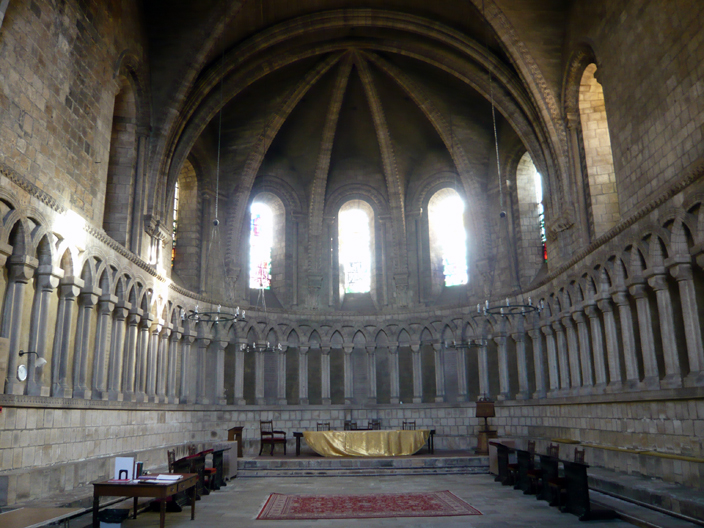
top-left (141, 0), bottom-right (573, 272)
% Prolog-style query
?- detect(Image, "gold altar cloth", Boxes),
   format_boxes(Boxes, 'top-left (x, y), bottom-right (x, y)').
top-left (302, 429), bottom-right (430, 457)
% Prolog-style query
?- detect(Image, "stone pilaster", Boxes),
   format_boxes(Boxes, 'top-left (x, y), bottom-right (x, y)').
top-left (561, 315), bottom-right (582, 391)
top-left (134, 313), bottom-right (153, 402)
top-left (477, 341), bottom-right (490, 398)
top-left (628, 282), bottom-right (660, 389)
top-left (647, 274), bottom-right (682, 389)
top-left (51, 276), bottom-right (83, 398)
top-left (572, 310), bottom-right (594, 391)
top-left (513, 331), bottom-right (531, 400)
top-left (343, 344), bottom-right (354, 404)
top-left (596, 297), bottom-right (623, 391)
top-left (410, 344), bottom-right (422, 403)
top-left (494, 333), bottom-right (511, 401)
top-left (366, 345), bottom-right (377, 404)
top-left (552, 320), bottom-right (571, 392)
top-left (72, 287), bottom-right (100, 399)
top-left (541, 324), bottom-right (560, 395)
top-left (106, 301), bottom-right (130, 401)
top-left (26, 265), bottom-right (62, 396)
top-left (194, 335), bottom-right (211, 404)
top-left (179, 334), bottom-right (195, 404)
top-left (298, 346), bottom-right (309, 404)
top-left (255, 344), bottom-right (266, 405)
top-left (584, 304), bottom-right (607, 391)
top-left (432, 343), bottom-right (445, 402)
top-left (277, 345), bottom-right (287, 405)
top-left (670, 263), bottom-right (704, 386)
top-left (529, 328), bottom-right (547, 398)
top-left (146, 320), bottom-right (163, 402)
top-left (92, 293), bottom-right (117, 400)
top-left (155, 326), bottom-right (171, 403)
top-left (321, 345), bottom-right (331, 404)
top-left (3, 256), bottom-right (38, 395)
top-left (388, 344), bottom-right (400, 404)
top-left (611, 289), bottom-right (641, 389)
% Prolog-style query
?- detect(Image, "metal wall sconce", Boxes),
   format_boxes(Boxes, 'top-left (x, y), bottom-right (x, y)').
top-left (17, 350), bottom-right (47, 381)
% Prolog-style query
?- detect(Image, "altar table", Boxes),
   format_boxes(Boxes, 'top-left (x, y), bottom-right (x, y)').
top-left (303, 429), bottom-right (430, 457)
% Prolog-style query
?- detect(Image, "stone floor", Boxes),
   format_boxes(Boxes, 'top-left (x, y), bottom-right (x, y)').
top-left (100, 474), bottom-right (633, 528)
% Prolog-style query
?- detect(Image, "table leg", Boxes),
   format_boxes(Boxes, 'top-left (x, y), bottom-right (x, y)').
top-left (296, 436), bottom-right (301, 456)
top-left (134, 496), bottom-right (138, 519)
top-left (191, 483), bottom-right (197, 520)
top-left (160, 497), bottom-right (166, 528)
top-left (93, 491), bottom-right (99, 528)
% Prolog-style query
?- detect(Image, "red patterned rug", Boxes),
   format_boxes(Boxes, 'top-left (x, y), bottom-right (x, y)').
top-left (256, 490), bottom-right (482, 520)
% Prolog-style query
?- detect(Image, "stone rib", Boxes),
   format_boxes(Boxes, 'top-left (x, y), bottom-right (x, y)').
top-left (308, 55), bottom-right (354, 274)
top-left (354, 52), bottom-right (408, 274)
top-left (226, 53), bottom-right (343, 267)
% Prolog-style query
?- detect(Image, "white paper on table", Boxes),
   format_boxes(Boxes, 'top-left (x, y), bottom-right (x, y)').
top-left (156, 474), bottom-right (182, 481)
top-left (114, 457), bottom-right (135, 480)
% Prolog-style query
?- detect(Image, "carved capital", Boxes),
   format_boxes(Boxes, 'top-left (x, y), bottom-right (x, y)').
top-left (8, 255), bottom-right (38, 282)
top-left (647, 274), bottom-right (668, 292)
top-left (596, 298), bottom-right (613, 313)
top-left (669, 263), bottom-right (693, 282)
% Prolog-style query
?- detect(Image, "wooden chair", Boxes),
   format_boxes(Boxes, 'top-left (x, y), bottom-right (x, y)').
top-left (527, 443), bottom-right (558, 494)
top-left (167, 449), bottom-right (176, 473)
top-left (548, 448), bottom-right (585, 510)
top-left (508, 440), bottom-right (535, 486)
top-left (402, 420), bottom-right (416, 430)
top-left (344, 421), bottom-right (357, 430)
top-left (317, 421), bottom-right (330, 431)
top-left (259, 420), bottom-right (287, 456)
top-left (369, 419), bottom-right (381, 430)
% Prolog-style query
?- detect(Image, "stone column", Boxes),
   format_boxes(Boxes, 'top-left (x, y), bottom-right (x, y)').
top-left (51, 276), bottom-right (83, 398)
top-left (513, 331), bottom-right (531, 400)
top-left (572, 310), bottom-right (594, 390)
top-left (167, 329), bottom-right (181, 403)
top-left (561, 315), bottom-right (582, 390)
top-left (596, 297), bottom-right (622, 391)
top-left (552, 321), bottom-right (571, 392)
top-left (134, 313), bottom-right (153, 401)
top-left (670, 263), bottom-right (704, 386)
top-left (234, 340), bottom-right (246, 405)
top-left (194, 336), bottom-right (211, 404)
top-left (495, 334), bottom-right (511, 400)
top-left (366, 345), bottom-right (377, 404)
top-left (121, 310), bottom-right (141, 401)
top-left (298, 345), bottom-right (309, 404)
top-left (72, 288), bottom-right (100, 399)
top-left (212, 339), bottom-right (228, 405)
top-left (628, 282), bottom-right (660, 389)
top-left (146, 321), bottom-right (163, 402)
top-left (432, 343), bottom-right (445, 402)
top-left (529, 328), bottom-right (547, 398)
top-left (179, 334), bottom-right (195, 404)
top-left (106, 301), bottom-right (130, 401)
top-left (26, 265), bottom-right (63, 396)
top-left (584, 304), bottom-right (607, 390)
top-left (456, 345), bottom-right (468, 402)
top-left (321, 345), bottom-right (331, 405)
top-left (92, 293), bottom-right (117, 400)
top-left (611, 290), bottom-right (641, 389)
top-left (2, 256), bottom-right (38, 395)
top-left (388, 344), bottom-right (400, 404)
top-left (477, 340), bottom-right (490, 398)
top-left (255, 344), bottom-right (266, 405)
top-left (410, 344), bottom-right (422, 403)
top-left (541, 324), bottom-right (560, 395)
top-left (647, 274), bottom-right (682, 388)
top-left (155, 326), bottom-right (171, 403)
top-left (277, 345), bottom-right (287, 404)
top-left (343, 344), bottom-right (354, 404)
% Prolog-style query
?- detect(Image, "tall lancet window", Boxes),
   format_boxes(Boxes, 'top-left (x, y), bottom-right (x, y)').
top-left (171, 181), bottom-right (179, 268)
top-left (249, 202), bottom-right (273, 289)
top-left (339, 201), bottom-right (372, 293)
top-left (534, 166), bottom-right (547, 261)
top-left (428, 189), bottom-right (468, 286)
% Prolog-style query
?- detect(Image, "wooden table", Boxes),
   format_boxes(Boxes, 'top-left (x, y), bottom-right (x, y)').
top-left (0, 507), bottom-right (83, 528)
top-left (302, 429), bottom-right (430, 457)
top-left (92, 473), bottom-right (198, 528)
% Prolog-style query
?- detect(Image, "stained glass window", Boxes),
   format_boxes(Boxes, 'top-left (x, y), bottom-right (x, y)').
top-left (429, 190), bottom-right (468, 287)
top-left (249, 202), bottom-right (273, 289)
top-left (339, 206), bottom-right (372, 293)
top-left (171, 181), bottom-right (179, 268)
top-left (535, 168), bottom-right (547, 261)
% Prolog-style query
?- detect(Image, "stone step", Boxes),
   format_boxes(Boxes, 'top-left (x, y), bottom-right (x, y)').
top-left (237, 455), bottom-right (489, 478)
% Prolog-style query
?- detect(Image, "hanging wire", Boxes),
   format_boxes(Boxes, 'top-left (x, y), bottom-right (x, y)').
top-left (214, 47), bottom-right (225, 226)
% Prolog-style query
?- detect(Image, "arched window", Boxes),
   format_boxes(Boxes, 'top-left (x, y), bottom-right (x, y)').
top-left (171, 181), bottom-right (179, 268)
top-left (579, 63), bottom-right (620, 237)
top-left (249, 202), bottom-right (274, 290)
top-left (338, 201), bottom-right (373, 294)
top-left (103, 77), bottom-right (137, 247)
top-left (428, 189), bottom-right (468, 288)
top-left (516, 152), bottom-right (547, 284)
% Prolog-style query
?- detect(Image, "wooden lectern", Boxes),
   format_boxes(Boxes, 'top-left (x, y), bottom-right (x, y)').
top-left (475, 397), bottom-right (497, 455)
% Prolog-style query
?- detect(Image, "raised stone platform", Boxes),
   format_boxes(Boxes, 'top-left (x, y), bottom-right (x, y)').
top-left (237, 451), bottom-right (489, 478)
